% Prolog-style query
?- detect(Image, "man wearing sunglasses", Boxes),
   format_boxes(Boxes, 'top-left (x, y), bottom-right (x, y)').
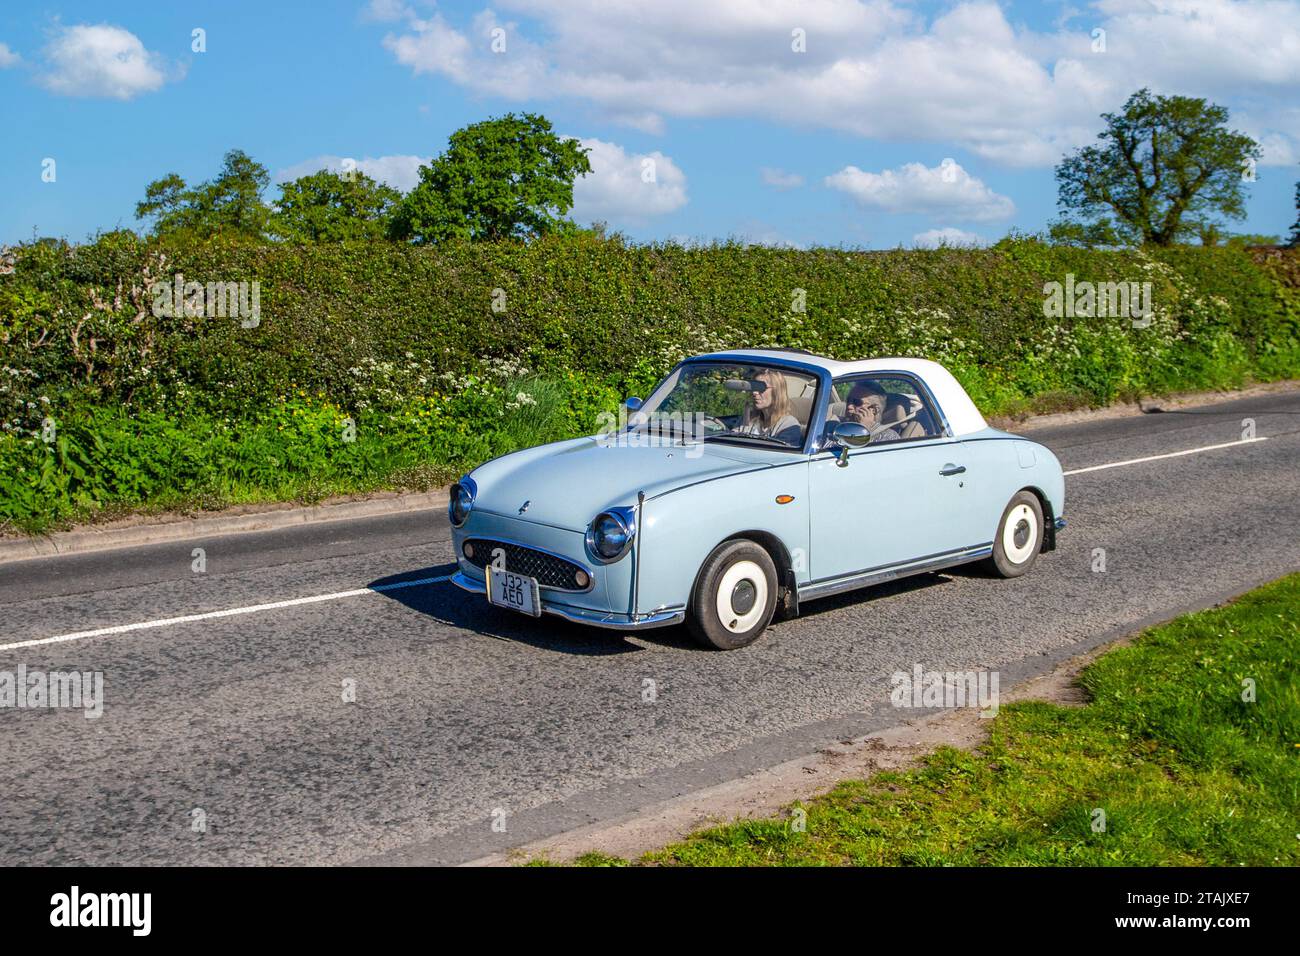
top-left (843, 380), bottom-right (901, 443)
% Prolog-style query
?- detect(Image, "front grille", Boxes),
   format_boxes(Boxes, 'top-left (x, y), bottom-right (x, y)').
top-left (462, 539), bottom-right (590, 591)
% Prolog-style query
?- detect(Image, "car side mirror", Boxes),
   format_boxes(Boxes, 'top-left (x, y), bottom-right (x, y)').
top-left (831, 421), bottom-right (871, 467)
top-left (623, 396), bottom-right (643, 412)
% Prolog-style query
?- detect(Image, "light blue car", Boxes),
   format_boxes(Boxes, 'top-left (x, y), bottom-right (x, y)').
top-left (450, 350), bottom-right (1065, 649)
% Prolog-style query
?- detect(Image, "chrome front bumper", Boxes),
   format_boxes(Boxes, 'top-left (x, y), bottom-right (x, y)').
top-left (451, 571), bottom-right (684, 631)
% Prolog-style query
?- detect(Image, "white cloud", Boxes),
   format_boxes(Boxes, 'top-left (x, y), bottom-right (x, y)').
top-left (38, 25), bottom-right (171, 100)
top-left (383, 14), bottom-right (472, 82)
top-left (826, 160), bottom-right (1014, 222)
top-left (382, 10), bottom-right (547, 97)
top-left (1236, 109), bottom-right (1300, 167)
top-left (375, 0), bottom-right (1300, 167)
top-left (570, 138), bottom-right (688, 225)
top-left (602, 111), bottom-right (666, 135)
top-left (0, 42), bottom-right (20, 68)
top-left (275, 154), bottom-right (429, 192)
top-left (911, 227), bottom-right (985, 248)
top-left (362, 0), bottom-right (414, 22)
top-left (760, 167), bottom-right (804, 190)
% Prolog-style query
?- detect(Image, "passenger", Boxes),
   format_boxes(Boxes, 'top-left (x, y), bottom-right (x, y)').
top-left (843, 380), bottom-right (900, 442)
top-left (740, 368), bottom-right (803, 445)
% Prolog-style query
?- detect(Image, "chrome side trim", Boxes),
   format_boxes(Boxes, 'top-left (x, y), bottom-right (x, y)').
top-left (452, 572), bottom-right (684, 630)
top-left (631, 490), bottom-right (645, 620)
top-left (798, 544), bottom-right (994, 602)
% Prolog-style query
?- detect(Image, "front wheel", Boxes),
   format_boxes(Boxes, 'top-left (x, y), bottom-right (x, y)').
top-left (987, 491), bottom-right (1044, 578)
top-left (687, 540), bottom-right (778, 650)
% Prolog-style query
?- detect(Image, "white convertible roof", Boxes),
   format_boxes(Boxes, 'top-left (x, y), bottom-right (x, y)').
top-left (696, 349), bottom-right (989, 437)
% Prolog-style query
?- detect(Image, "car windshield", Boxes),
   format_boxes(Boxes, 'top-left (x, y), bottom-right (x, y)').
top-left (635, 362), bottom-right (819, 449)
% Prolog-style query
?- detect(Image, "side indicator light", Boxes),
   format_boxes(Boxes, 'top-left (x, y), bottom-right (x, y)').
top-left (775, 495), bottom-right (795, 505)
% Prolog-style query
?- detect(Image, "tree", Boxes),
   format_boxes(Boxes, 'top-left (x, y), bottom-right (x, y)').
top-left (1290, 174), bottom-right (1299, 248)
top-left (1224, 233), bottom-right (1283, 247)
top-left (1046, 217), bottom-right (1121, 248)
top-left (390, 113), bottom-right (592, 243)
top-left (1054, 89), bottom-right (1260, 246)
top-left (134, 173), bottom-right (188, 230)
top-left (271, 170), bottom-right (401, 242)
top-left (135, 149), bottom-right (271, 238)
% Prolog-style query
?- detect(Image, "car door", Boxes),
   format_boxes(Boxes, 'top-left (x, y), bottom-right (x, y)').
top-left (808, 373), bottom-right (981, 583)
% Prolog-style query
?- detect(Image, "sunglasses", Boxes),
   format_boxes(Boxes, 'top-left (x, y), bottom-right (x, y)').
top-left (847, 395), bottom-right (883, 410)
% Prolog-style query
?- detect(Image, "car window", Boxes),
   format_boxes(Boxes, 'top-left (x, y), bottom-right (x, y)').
top-left (639, 362), bottom-right (819, 448)
top-left (828, 374), bottom-right (942, 443)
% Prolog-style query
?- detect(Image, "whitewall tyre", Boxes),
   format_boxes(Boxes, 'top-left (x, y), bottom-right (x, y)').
top-left (688, 540), bottom-right (779, 650)
top-left (988, 491), bottom-right (1044, 578)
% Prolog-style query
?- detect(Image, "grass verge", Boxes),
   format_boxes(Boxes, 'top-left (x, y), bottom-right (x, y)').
top-left (592, 573), bottom-right (1300, 866)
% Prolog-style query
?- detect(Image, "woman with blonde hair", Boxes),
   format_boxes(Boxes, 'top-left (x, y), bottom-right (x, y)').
top-left (739, 368), bottom-right (802, 444)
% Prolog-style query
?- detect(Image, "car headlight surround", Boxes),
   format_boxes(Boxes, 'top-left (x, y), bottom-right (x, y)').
top-left (586, 507), bottom-right (636, 563)
top-left (449, 476), bottom-right (477, 528)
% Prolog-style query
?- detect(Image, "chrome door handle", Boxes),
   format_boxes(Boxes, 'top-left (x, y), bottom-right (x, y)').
top-left (939, 464), bottom-right (966, 476)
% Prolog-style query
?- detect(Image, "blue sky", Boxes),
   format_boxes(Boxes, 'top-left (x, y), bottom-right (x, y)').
top-left (1, 0), bottom-right (1297, 248)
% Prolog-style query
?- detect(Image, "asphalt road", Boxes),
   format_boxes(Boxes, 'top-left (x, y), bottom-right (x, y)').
top-left (1, 389), bottom-right (1298, 865)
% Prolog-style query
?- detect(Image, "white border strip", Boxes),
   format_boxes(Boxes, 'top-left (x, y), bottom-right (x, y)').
top-left (0, 574), bottom-right (451, 652)
top-left (1063, 437), bottom-right (1268, 476)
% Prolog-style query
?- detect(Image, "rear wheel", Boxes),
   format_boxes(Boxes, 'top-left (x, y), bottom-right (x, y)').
top-left (987, 490), bottom-right (1044, 578)
top-left (687, 540), bottom-right (779, 650)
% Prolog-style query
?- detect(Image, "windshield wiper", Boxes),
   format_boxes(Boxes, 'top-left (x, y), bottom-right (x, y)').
top-left (628, 420), bottom-right (696, 441)
top-left (703, 432), bottom-right (795, 448)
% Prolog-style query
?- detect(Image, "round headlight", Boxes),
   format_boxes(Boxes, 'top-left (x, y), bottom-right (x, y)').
top-left (586, 510), bottom-right (633, 562)
top-left (449, 479), bottom-right (475, 527)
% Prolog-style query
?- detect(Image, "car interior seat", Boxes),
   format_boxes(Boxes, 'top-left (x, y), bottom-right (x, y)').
top-left (883, 393), bottom-right (929, 439)
top-left (787, 393), bottom-right (815, 427)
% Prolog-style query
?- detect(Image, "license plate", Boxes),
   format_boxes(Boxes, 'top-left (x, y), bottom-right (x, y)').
top-left (487, 567), bottom-right (541, 617)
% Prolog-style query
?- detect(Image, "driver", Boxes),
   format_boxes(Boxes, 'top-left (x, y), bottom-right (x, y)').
top-left (843, 380), bottom-right (900, 443)
top-left (739, 369), bottom-right (803, 445)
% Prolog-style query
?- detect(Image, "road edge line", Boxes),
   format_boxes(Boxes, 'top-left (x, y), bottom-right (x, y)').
top-left (0, 490), bottom-right (450, 565)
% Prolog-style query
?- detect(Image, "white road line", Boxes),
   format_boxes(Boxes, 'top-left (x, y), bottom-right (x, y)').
top-left (0, 574), bottom-right (451, 652)
top-left (0, 435), bottom-right (1277, 653)
top-left (1062, 436), bottom-right (1269, 476)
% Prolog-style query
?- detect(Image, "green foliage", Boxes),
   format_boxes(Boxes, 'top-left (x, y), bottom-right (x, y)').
top-left (1056, 89), bottom-right (1262, 247)
top-left (1224, 233), bottom-right (1284, 248)
top-left (389, 113), bottom-right (593, 243)
top-left (135, 149), bottom-right (272, 238)
top-left (1291, 175), bottom-right (1300, 248)
top-left (0, 368), bottom-right (618, 530)
top-left (646, 573), bottom-right (1300, 867)
top-left (1046, 217), bottom-right (1122, 249)
top-left (271, 170), bottom-right (401, 242)
top-left (0, 231), bottom-right (1297, 529)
